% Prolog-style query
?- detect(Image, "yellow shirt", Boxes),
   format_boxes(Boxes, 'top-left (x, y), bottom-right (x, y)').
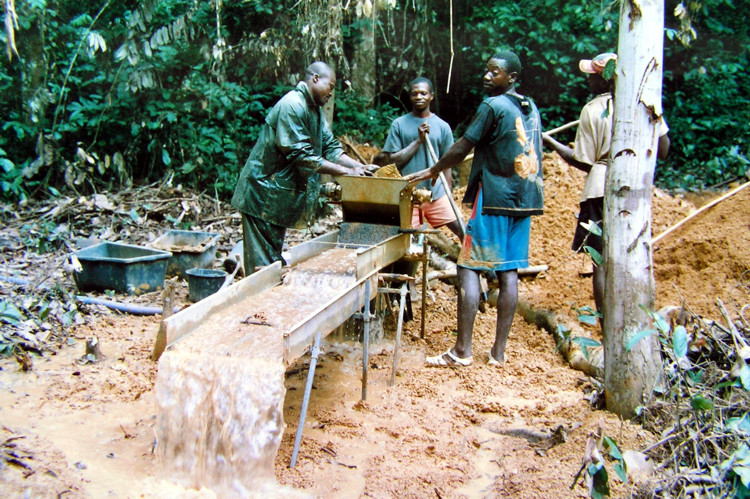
top-left (573, 93), bottom-right (668, 201)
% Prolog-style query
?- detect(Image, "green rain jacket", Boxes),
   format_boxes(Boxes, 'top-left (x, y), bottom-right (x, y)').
top-left (231, 81), bottom-right (343, 228)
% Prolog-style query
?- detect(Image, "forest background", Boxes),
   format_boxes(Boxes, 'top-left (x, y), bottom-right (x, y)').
top-left (1, 0), bottom-right (748, 205)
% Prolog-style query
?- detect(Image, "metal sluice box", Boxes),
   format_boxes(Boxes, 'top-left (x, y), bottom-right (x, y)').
top-left (334, 176), bottom-right (413, 229)
top-left (150, 229), bottom-right (220, 279)
top-left (73, 242), bottom-right (171, 295)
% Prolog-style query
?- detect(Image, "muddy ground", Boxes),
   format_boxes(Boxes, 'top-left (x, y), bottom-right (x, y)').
top-left (1, 153), bottom-right (749, 498)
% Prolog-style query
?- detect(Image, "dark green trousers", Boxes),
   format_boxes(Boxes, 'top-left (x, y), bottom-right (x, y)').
top-left (241, 213), bottom-right (286, 274)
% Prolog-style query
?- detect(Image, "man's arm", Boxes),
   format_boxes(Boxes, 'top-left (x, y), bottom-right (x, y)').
top-left (318, 154), bottom-right (377, 176)
top-left (373, 121), bottom-right (430, 167)
top-left (542, 133), bottom-right (592, 173)
top-left (405, 136), bottom-right (474, 185)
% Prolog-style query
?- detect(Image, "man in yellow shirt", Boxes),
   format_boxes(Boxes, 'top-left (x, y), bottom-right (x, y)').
top-left (543, 52), bottom-right (670, 317)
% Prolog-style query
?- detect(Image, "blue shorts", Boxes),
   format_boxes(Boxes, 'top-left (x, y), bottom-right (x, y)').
top-left (457, 187), bottom-right (530, 272)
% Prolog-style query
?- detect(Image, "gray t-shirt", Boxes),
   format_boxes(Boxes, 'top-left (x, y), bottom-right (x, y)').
top-left (382, 113), bottom-right (454, 199)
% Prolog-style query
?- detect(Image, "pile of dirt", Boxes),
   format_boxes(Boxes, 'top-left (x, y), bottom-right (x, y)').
top-left (1, 152), bottom-right (748, 498)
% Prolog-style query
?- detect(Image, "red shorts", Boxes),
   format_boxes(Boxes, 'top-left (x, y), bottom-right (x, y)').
top-left (412, 194), bottom-right (457, 229)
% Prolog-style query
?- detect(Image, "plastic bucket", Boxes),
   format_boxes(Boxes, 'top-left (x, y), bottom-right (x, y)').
top-left (186, 268), bottom-right (227, 302)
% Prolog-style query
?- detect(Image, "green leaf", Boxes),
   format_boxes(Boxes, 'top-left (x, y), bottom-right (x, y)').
top-left (591, 464), bottom-right (610, 499)
top-left (162, 148), bottom-right (171, 166)
top-left (578, 305), bottom-right (602, 318)
top-left (687, 370), bottom-right (703, 384)
top-left (0, 300), bottom-right (24, 323)
top-left (741, 363), bottom-right (750, 391)
top-left (39, 302), bottom-right (50, 321)
top-left (655, 317), bottom-right (670, 335)
top-left (602, 58), bottom-right (616, 80)
top-left (726, 413), bottom-right (750, 435)
top-left (580, 220), bottom-right (602, 236)
top-left (0, 158), bottom-right (14, 172)
top-left (673, 325), bottom-right (688, 359)
top-left (691, 394), bottom-right (714, 412)
top-left (129, 209), bottom-right (139, 222)
top-left (626, 329), bottom-right (657, 351)
top-left (180, 162), bottom-right (197, 174)
top-left (614, 461), bottom-right (628, 483)
top-left (734, 464), bottom-right (750, 488)
top-left (572, 337), bottom-right (601, 348)
top-left (604, 436), bottom-right (623, 460)
top-left (717, 379), bottom-right (741, 390)
top-left (584, 246), bottom-right (603, 266)
top-left (578, 314), bottom-right (598, 325)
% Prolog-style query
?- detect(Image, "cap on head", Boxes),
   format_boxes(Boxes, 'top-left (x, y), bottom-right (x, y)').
top-left (579, 53), bottom-right (617, 77)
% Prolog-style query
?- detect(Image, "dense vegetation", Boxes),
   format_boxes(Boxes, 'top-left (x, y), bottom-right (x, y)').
top-left (1, 0), bottom-right (747, 202)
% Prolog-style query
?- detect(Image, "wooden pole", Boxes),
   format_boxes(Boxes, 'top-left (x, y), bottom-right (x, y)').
top-left (546, 120), bottom-right (580, 136)
top-left (424, 135), bottom-right (467, 237)
top-left (652, 180), bottom-right (750, 245)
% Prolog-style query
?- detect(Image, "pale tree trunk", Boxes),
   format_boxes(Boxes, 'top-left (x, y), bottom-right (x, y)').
top-left (603, 0), bottom-right (665, 417)
top-left (350, 0), bottom-right (377, 103)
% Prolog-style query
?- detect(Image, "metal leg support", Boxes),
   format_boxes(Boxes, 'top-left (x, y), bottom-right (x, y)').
top-left (361, 280), bottom-right (371, 401)
top-left (389, 282), bottom-right (408, 387)
top-left (290, 330), bottom-right (323, 468)
top-left (421, 237), bottom-right (427, 339)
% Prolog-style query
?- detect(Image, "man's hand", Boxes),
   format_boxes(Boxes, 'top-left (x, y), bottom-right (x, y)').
top-left (405, 166), bottom-right (438, 186)
top-left (350, 164), bottom-right (378, 177)
top-left (418, 122), bottom-right (431, 143)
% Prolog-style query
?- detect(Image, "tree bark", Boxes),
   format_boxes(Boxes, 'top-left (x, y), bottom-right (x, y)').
top-left (603, 0), bottom-right (665, 417)
top-left (350, 0), bottom-right (377, 103)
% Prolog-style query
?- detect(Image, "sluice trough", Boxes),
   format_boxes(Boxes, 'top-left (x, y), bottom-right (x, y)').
top-left (155, 175), bottom-right (421, 493)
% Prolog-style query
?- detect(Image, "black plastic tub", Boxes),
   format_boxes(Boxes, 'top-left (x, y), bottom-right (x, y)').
top-left (73, 242), bottom-right (171, 295)
top-left (186, 268), bottom-right (227, 302)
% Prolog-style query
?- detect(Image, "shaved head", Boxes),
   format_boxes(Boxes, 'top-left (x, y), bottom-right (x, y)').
top-left (304, 62), bottom-right (336, 107)
top-left (305, 62), bottom-right (334, 81)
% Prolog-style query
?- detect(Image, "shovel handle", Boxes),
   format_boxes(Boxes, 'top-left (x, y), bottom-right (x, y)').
top-left (424, 133), bottom-right (466, 237)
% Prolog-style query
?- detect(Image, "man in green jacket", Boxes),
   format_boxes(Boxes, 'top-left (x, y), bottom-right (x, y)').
top-left (232, 61), bottom-right (377, 274)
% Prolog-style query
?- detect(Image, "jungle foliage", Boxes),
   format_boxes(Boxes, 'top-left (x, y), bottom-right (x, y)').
top-left (0, 0), bottom-right (747, 203)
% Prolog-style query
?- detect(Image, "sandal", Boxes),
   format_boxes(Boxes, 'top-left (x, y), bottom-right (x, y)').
top-left (488, 354), bottom-right (504, 367)
top-left (425, 349), bottom-right (472, 367)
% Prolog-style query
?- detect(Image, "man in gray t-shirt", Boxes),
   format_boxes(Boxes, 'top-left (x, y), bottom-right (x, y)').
top-left (375, 77), bottom-right (463, 239)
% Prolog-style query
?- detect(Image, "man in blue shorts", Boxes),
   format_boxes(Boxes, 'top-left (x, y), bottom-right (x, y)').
top-left (375, 77), bottom-right (464, 239)
top-left (407, 50), bottom-right (543, 366)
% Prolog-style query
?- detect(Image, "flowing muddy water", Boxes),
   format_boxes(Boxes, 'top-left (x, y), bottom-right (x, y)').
top-left (155, 248), bottom-right (359, 495)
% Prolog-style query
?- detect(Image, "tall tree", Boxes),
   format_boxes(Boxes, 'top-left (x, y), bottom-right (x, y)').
top-left (602, 0), bottom-right (665, 417)
top-left (350, 0), bottom-right (377, 103)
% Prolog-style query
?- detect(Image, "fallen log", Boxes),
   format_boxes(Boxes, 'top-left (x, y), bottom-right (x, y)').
top-left (516, 301), bottom-right (604, 380)
top-left (428, 265), bottom-right (549, 283)
top-left (425, 232), bottom-right (460, 261)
